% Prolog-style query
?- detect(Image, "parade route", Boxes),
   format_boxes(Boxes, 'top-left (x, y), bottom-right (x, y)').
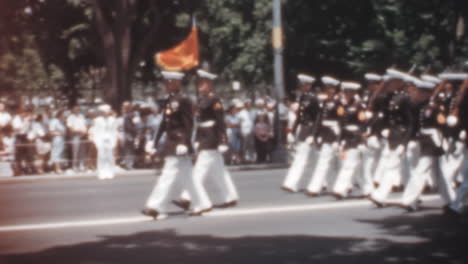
top-left (1, 168), bottom-right (467, 264)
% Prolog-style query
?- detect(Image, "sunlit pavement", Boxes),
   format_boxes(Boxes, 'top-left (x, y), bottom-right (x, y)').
top-left (1, 168), bottom-right (467, 264)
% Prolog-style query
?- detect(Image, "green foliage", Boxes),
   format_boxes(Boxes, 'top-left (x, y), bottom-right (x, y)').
top-left (2, 0), bottom-right (468, 99)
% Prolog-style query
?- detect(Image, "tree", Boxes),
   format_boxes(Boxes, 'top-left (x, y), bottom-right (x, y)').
top-left (86, 0), bottom-right (198, 109)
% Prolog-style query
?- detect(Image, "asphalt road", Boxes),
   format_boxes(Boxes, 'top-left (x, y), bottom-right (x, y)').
top-left (0, 168), bottom-right (467, 264)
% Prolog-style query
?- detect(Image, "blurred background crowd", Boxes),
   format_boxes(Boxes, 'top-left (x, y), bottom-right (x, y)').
top-left (0, 95), bottom-right (290, 177)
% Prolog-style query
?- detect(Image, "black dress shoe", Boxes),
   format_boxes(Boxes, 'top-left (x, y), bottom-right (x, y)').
top-left (305, 191), bottom-right (319, 197)
top-left (172, 199), bottom-right (191, 210)
top-left (281, 186), bottom-right (296, 193)
top-left (368, 197), bottom-right (384, 208)
top-left (442, 205), bottom-right (460, 217)
top-left (398, 203), bottom-right (417, 212)
top-left (214, 200), bottom-right (238, 208)
top-left (330, 193), bottom-right (344, 200)
top-left (188, 207), bottom-right (212, 216)
top-left (141, 208), bottom-right (159, 219)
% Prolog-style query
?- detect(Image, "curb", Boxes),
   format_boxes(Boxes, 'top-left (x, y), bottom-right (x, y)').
top-left (0, 163), bottom-right (289, 184)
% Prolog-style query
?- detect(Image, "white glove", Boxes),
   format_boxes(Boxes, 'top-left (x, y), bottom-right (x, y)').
top-left (381, 129), bottom-right (390, 138)
top-left (447, 115), bottom-right (458, 127)
top-left (460, 131), bottom-right (467, 141)
top-left (367, 136), bottom-right (380, 149)
top-left (365, 111), bottom-right (373, 119)
top-left (442, 139), bottom-right (450, 152)
top-left (407, 141), bottom-right (418, 151)
top-left (176, 144), bottom-right (188, 155)
top-left (358, 144), bottom-right (366, 152)
top-left (287, 133), bottom-right (295, 144)
top-left (218, 144), bottom-right (229, 153)
top-left (145, 141), bottom-right (156, 155)
top-left (395, 145), bottom-right (405, 155)
top-left (194, 142), bottom-right (200, 151)
top-left (305, 136), bottom-right (314, 144)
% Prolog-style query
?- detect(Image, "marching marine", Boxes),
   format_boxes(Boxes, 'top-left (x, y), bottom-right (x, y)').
top-left (142, 71), bottom-right (212, 219)
top-left (176, 69), bottom-right (239, 210)
top-left (282, 74), bottom-right (320, 193)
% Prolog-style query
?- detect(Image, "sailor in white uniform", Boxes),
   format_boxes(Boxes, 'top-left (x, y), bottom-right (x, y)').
top-left (91, 104), bottom-right (118, 180)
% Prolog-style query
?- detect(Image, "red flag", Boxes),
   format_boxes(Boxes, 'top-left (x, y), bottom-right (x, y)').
top-left (156, 21), bottom-right (199, 71)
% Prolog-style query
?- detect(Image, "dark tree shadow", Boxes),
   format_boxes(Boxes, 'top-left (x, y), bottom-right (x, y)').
top-left (2, 213), bottom-right (468, 264)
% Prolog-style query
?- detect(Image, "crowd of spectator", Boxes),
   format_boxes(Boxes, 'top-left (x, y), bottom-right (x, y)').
top-left (0, 96), bottom-right (291, 177)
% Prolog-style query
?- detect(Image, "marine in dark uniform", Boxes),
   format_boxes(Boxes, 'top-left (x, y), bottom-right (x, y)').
top-left (361, 73), bottom-right (385, 193)
top-left (306, 76), bottom-right (342, 195)
top-left (369, 69), bottom-right (415, 207)
top-left (398, 78), bottom-right (441, 211)
top-left (439, 73), bottom-right (468, 215)
top-left (142, 71), bottom-right (212, 219)
top-left (282, 74), bottom-right (320, 193)
top-left (332, 82), bottom-right (368, 198)
top-left (177, 69), bottom-right (239, 209)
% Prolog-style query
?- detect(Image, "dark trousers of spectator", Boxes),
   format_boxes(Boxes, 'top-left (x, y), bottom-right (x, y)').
top-left (87, 141), bottom-right (97, 170)
top-left (255, 138), bottom-right (270, 163)
top-left (15, 135), bottom-right (33, 175)
top-left (70, 134), bottom-right (86, 171)
top-left (241, 132), bottom-right (255, 163)
top-left (121, 139), bottom-right (135, 169)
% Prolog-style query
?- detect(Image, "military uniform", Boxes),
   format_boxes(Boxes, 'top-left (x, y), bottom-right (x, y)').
top-left (282, 74), bottom-right (320, 193)
top-left (399, 80), bottom-right (442, 210)
top-left (186, 87), bottom-right (239, 207)
top-left (332, 82), bottom-right (368, 198)
top-left (442, 74), bottom-right (468, 214)
top-left (361, 74), bottom-right (386, 190)
top-left (370, 70), bottom-right (415, 205)
top-left (143, 72), bottom-right (211, 218)
top-left (306, 76), bottom-right (342, 194)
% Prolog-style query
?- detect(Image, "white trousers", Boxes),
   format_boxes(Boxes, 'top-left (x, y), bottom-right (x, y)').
top-left (96, 142), bottom-right (115, 179)
top-left (146, 156), bottom-right (211, 213)
top-left (449, 149), bottom-right (468, 213)
top-left (362, 136), bottom-right (382, 192)
top-left (182, 150), bottom-right (239, 205)
top-left (370, 145), bottom-right (405, 203)
top-left (401, 156), bottom-right (436, 206)
top-left (333, 148), bottom-right (363, 197)
top-left (283, 142), bottom-right (317, 192)
top-left (306, 143), bottom-right (338, 193)
top-left (440, 141), bottom-right (465, 198)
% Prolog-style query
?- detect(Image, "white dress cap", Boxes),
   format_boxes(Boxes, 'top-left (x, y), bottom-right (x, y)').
top-left (197, 69), bottom-right (218, 80)
top-left (321, 76), bottom-right (340, 86)
top-left (341, 82), bottom-right (361, 90)
top-left (298, 74), bottom-right (315, 84)
top-left (98, 104), bottom-right (111, 113)
top-left (161, 71), bottom-right (185, 80)
top-left (386, 69), bottom-right (410, 80)
top-left (421, 75), bottom-right (441, 84)
top-left (438, 73), bottom-right (468, 81)
top-left (415, 80), bottom-right (436, 89)
top-left (364, 73), bottom-right (382, 81)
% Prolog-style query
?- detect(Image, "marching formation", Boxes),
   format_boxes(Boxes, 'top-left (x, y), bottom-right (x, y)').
top-left (282, 69), bottom-right (468, 215)
top-left (141, 70), bottom-right (239, 219)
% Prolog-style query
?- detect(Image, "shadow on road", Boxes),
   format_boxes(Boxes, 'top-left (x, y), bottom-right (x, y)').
top-left (2, 213), bottom-right (468, 264)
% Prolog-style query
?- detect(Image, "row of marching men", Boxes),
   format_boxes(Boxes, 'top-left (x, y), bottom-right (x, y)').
top-left (282, 68), bottom-right (468, 215)
top-left (141, 69), bottom-right (239, 220)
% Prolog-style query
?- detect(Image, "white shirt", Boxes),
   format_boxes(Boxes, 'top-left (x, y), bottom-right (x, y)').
top-left (236, 109), bottom-right (253, 136)
top-left (92, 116), bottom-right (118, 148)
top-left (49, 118), bottom-right (66, 134)
top-left (66, 113), bottom-right (87, 133)
top-left (0, 112), bottom-right (12, 127)
top-left (12, 115), bottom-right (31, 135)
